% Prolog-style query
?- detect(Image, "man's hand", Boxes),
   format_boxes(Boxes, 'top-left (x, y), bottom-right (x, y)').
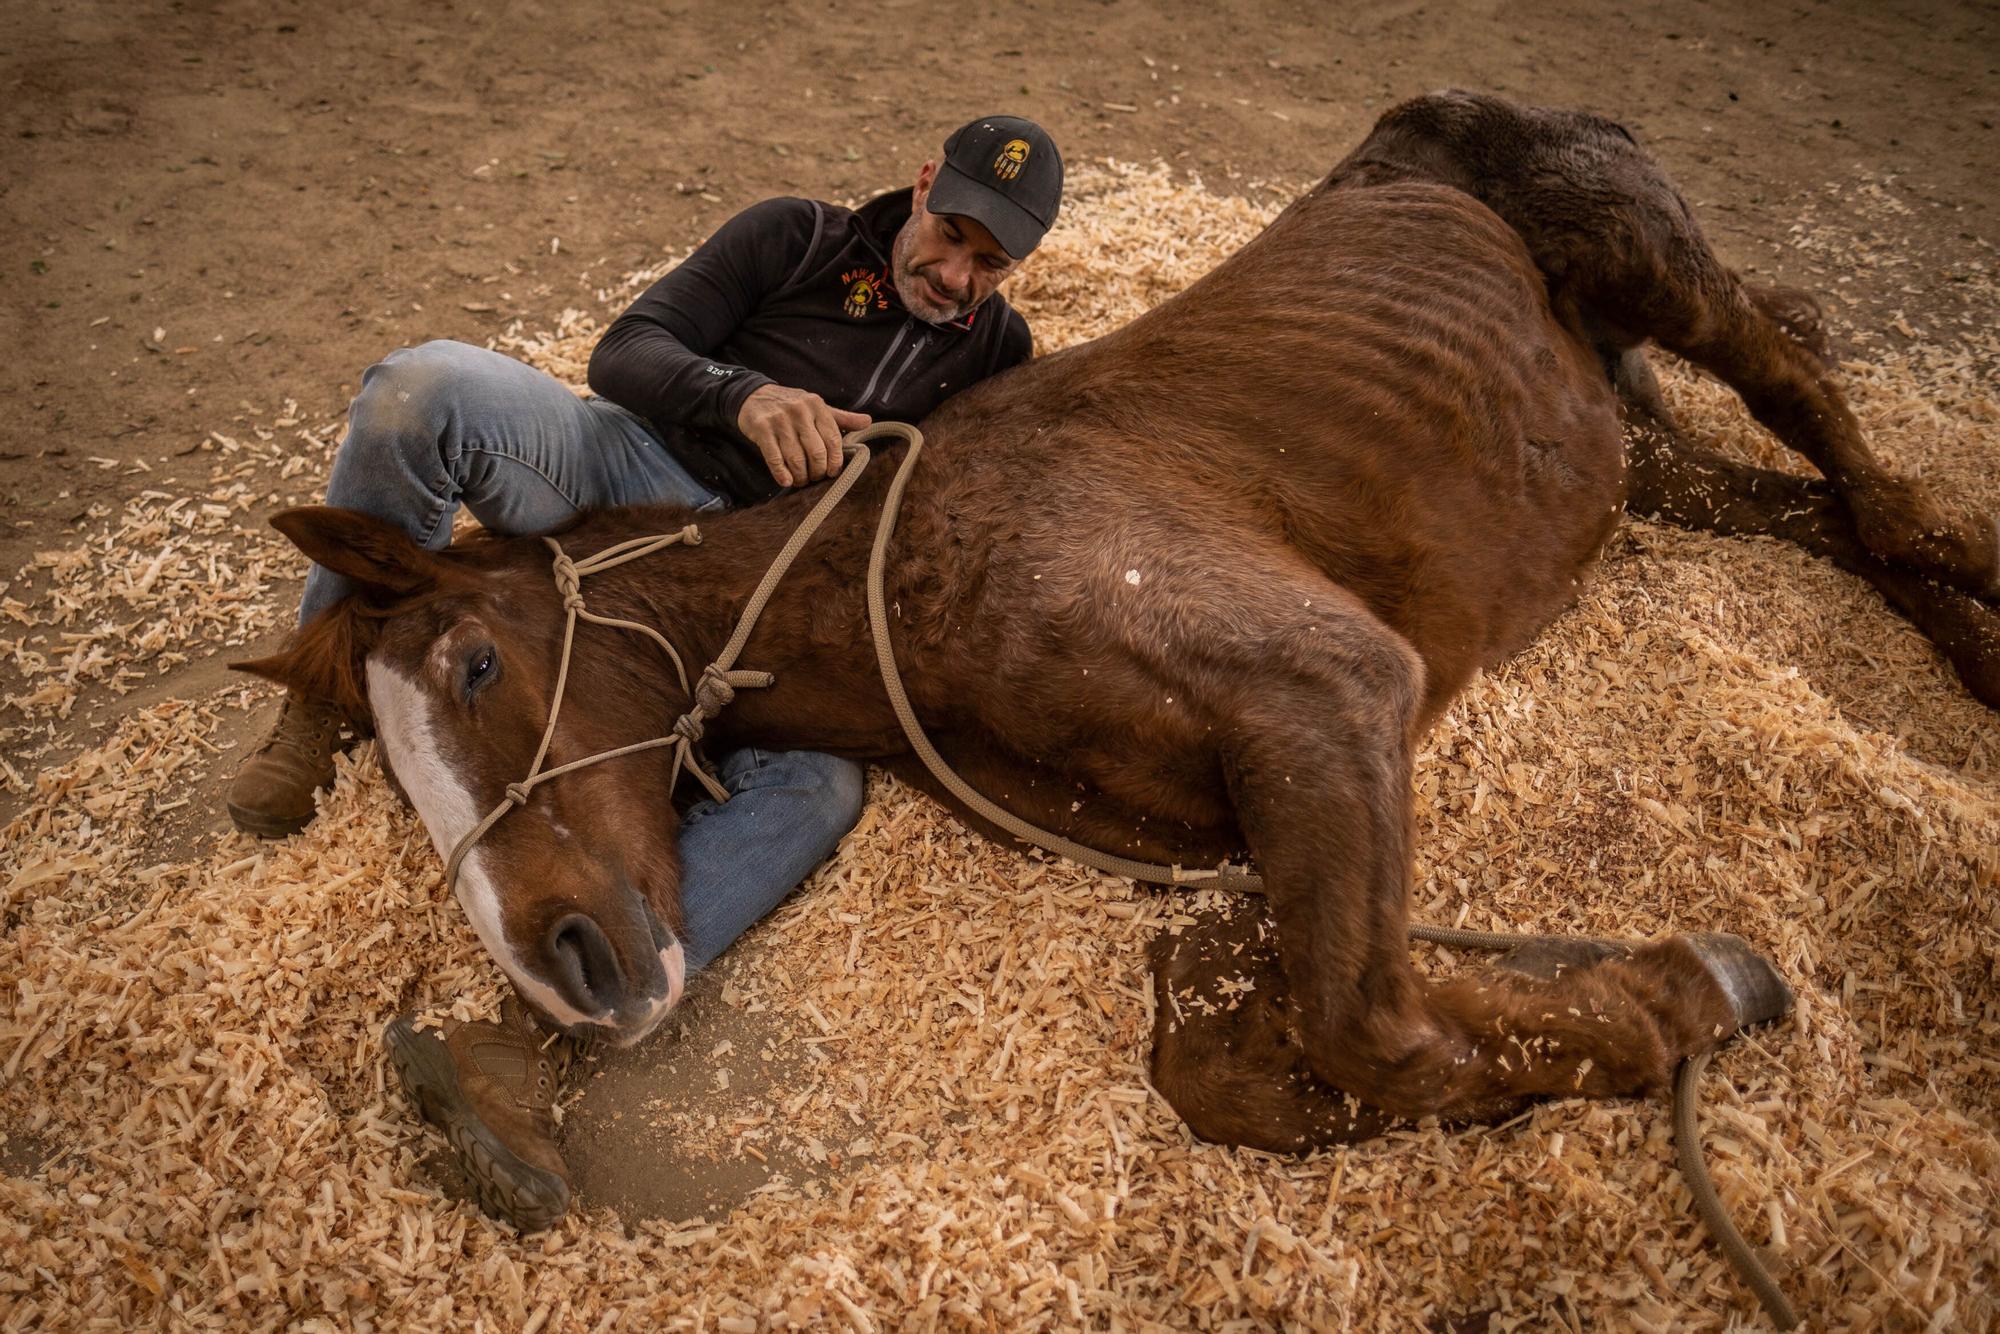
top-left (736, 385), bottom-right (872, 488)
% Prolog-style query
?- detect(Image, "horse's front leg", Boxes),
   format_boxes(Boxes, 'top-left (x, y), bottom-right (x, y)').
top-left (1148, 905), bottom-right (1403, 1152)
top-left (1149, 596), bottom-right (1791, 1146)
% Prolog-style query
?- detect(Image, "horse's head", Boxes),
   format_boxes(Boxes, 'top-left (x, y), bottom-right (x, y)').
top-left (236, 507), bottom-right (689, 1046)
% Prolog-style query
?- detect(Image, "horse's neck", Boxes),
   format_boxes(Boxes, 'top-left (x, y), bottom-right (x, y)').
top-left (568, 470), bottom-right (919, 754)
top-left (595, 495), bottom-right (857, 651)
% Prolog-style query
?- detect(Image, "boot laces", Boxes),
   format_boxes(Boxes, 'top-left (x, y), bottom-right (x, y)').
top-left (502, 1002), bottom-right (580, 1126)
top-left (262, 696), bottom-right (343, 759)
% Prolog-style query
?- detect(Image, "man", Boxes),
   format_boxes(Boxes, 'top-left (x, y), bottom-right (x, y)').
top-left (227, 115), bottom-right (1063, 1228)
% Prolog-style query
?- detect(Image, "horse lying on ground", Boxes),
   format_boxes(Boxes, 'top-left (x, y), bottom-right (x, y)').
top-left (240, 92), bottom-right (2000, 1152)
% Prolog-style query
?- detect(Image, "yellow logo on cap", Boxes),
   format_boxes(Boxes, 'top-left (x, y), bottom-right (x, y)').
top-left (993, 138), bottom-right (1030, 181)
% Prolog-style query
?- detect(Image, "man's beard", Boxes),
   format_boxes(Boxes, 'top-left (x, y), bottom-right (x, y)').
top-left (892, 223), bottom-right (972, 325)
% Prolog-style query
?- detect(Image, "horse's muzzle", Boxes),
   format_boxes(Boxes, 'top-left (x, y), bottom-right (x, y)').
top-left (537, 897), bottom-right (686, 1045)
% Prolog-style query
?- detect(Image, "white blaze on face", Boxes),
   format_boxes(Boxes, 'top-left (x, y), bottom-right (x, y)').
top-left (365, 655), bottom-right (602, 1029)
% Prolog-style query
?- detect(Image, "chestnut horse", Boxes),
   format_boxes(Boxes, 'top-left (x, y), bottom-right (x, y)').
top-left (240, 93), bottom-right (1999, 1151)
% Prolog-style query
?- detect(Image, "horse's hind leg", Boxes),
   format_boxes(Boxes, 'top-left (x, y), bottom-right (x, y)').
top-left (1333, 91), bottom-right (1999, 599)
top-left (1619, 350), bottom-right (2000, 708)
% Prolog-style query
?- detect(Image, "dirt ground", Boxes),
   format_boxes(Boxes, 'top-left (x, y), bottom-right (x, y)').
top-left (7, 0), bottom-right (1998, 797)
top-left (6, 0), bottom-right (1996, 587)
top-left (5, 0), bottom-right (1999, 1324)
top-left (0, 0), bottom-right (1989, 808)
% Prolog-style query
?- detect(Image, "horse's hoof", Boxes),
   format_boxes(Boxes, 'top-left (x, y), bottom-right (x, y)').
top-left (1491, 936), bottom-right (1626, 981)
top-left (1684, 932), bottom-right (1794, 1031)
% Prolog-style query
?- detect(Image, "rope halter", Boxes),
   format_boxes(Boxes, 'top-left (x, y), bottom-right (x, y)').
top-left (438, 431), bottom-right (887, 895)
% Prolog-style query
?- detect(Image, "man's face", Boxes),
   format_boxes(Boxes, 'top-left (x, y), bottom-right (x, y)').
top-left (892, 160), bottom-right (1020, 325)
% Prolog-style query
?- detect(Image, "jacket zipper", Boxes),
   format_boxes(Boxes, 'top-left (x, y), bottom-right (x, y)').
top-left (875, 330), bottom-right (930, 408)
top-left (855, 318), bottom-right (915, 410)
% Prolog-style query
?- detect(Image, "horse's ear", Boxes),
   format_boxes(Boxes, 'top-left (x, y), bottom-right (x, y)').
top-left (271, 506), bottom-right (440, 595)
top-left (229, 604), bottom-right (375, 724)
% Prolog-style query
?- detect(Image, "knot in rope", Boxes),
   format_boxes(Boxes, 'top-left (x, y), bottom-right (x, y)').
top-left (449, 435), bottom-right (873, 914)
top-left (550, 553), bottom-right (585, 611)
top-left (695, 663), bottom-right (737, 713)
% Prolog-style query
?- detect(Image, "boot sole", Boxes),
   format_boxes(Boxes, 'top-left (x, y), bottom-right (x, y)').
top-left (384, 1016), bottom-right (570, 1231)
top-left (225, 800), bottom-right (313, 840)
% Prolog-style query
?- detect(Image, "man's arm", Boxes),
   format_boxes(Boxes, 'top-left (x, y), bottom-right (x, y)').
top-left (588, 197), bottom-right (803, 435)
top-left (588, 198), bottom-right (865, 486)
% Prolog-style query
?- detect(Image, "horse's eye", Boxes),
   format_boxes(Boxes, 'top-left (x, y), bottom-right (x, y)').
top-left (465, 646), bottom-right (497, 696)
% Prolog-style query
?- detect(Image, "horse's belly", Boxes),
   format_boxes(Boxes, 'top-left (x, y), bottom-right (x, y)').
top-left (906, 180), bottom-right (1630, 736)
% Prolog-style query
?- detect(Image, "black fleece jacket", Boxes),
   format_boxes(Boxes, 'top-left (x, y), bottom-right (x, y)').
top-left (587, 188), bottom-right (1033, 504)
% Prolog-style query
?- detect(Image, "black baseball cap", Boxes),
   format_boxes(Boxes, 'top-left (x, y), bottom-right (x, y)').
top-left (926, 115), bottom-right (1064, 260)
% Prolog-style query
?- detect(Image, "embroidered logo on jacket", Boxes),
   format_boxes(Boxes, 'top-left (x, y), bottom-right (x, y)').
top-left (842, 268), bottom-right (888, 318)
top-left (993, 139), bottom-right (1030, 180)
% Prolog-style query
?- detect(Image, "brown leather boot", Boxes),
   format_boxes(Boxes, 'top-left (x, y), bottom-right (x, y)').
top-left (225, 691), bottom-right (356, 838)
top-left (384, 997), bottom-right (574, 1231)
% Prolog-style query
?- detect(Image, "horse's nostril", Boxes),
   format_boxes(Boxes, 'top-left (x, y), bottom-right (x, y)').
top-left (546, 912), bottom-right (625, 1013)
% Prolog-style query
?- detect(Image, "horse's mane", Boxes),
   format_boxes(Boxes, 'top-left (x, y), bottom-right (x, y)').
top-left (230, 584), bottom-right (464, 727)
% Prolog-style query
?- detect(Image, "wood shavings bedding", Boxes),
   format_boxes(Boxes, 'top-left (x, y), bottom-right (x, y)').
top-left (3, 162), bottom-right (1996, 1330)
top-left (0, 416), bottom-right (341, 782)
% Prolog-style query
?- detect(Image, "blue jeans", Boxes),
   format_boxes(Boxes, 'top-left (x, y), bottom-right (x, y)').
top-left (311, 340), bottom-right (865, 972)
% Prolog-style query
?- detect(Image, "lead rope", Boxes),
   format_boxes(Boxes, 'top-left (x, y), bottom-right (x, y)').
top-left (858, 422), bottom-right (1797, 1328)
